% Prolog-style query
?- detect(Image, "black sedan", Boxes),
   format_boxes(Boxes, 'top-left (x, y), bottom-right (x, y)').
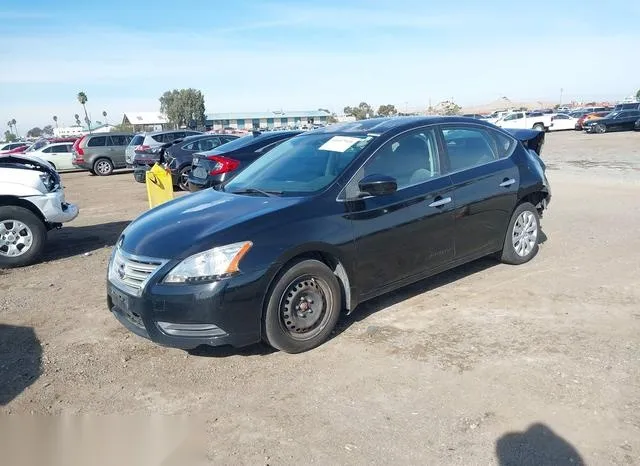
top-left (187, 130), bottom-right (302, 191)
top-left (107, 117), bottom-right (551, 353)
top-left (583, 110), bottom-right (640, 133)
top-left (132, 134), bottom-right (240, 190)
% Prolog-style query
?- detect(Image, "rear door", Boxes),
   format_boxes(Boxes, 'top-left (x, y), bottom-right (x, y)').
top-left (342, 126), bottom-right (455, 297)
top-left (439, 124), bottom-right (519, 261)
top-left (621, 111), bottom-right (640, 130)
top-left (107, 135), bottom-right (130, 167)
top-left (42, 143), bottom-right (74, 170)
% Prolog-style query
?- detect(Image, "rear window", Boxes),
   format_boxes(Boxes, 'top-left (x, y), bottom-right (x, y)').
top-left (87, 136), bottom-right (107, 147)
top-left (129, 135), bottom-right (144, 146)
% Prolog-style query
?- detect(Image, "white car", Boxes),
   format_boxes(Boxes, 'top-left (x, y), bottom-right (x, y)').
top-left (0, 154), bottom-right (79, 267)
top-left (0, 142), bottom-right (28, 153)
top-left (549, 113), bottom-right (578, 131)
top-left (29, 142), bottom-right (76, 171)
top-left (494, 112), bottom-right (553, 131)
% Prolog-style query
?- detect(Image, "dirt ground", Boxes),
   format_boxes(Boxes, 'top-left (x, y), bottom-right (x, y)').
top-left (1, 130), bottom-right (640, 465)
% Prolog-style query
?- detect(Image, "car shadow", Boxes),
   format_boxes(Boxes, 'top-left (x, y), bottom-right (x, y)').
top-left (334, 256), bottom-right (499, 336)
top-left (187, 342), bottom-right (276, 358)
top-left (42, 221), bottom-right (130, 261)
top-left (0, 324), bottom-right (42, 405)
top-left (496, 423), bottom-right (585, 465)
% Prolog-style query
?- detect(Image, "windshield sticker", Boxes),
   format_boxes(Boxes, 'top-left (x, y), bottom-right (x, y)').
top-left (319, 136), bottom-right (362, 152)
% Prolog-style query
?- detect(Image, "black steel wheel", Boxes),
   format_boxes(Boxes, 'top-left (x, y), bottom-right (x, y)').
top-left (263, 259), bottom-right (341, 353)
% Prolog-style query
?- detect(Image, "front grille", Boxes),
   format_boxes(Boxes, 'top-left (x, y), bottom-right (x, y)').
top-left (108, 248), bottom-right (165, 296)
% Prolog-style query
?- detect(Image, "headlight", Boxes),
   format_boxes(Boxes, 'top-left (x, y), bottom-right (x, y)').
top-left (39, 173), bottom-right (58, 192)
top-left (163, 241), bottom-right (252, 284)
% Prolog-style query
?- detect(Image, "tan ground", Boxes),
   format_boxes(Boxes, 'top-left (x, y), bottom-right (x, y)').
top-left (1, 130), bottom-right (640, 465)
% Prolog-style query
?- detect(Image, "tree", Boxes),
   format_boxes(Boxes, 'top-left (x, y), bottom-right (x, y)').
top-left (437, 100), bottom-right (461, 116)
top-left (377, 104), bottom-right (398, 117)
top-left (10, 118), bottom-right (18, 137)
top-left (27, 127), bottom-right (43, 138)
top-left (42, 125), bottom-right (54, 136)
top-left (4, 130), bottom-right (16, 142)
top-left (159, 88), bottom-right (206, 128)
top-left (74, 114), bottom-right (81, 126)
top-left (102, 110), bottom-right (108, 125)
top-left (77, 91), bottom-right (91, 132)
top-left (53, 115), bottom-right (58, 127)
top-left (343, 102), bottom-right (374, 120)
top-left (327, 113), bottom-right (338, 124)
top-left (6, 120), bottom-right (13, 135)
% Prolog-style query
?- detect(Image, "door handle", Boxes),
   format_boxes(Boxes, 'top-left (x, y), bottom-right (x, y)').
top-left (499, 178), bottom-right (516, 187)
top-left (428, 196), bottom-right (452, 208)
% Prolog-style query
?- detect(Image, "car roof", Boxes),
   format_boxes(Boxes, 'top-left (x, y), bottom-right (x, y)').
top-left (87, 132), bottom-right (132, 137)
top-left (309, 116), bottom-right (498, 137)
top-left (180, 133), bottom-right (239, 143)
top-left (142, 129), bottom-right (201, 136)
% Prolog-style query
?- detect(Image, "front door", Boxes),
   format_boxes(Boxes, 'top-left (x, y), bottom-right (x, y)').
top-left (341, 126), bottom-right (455, 298)
top-left (439, 125), bottom-right (519, 261)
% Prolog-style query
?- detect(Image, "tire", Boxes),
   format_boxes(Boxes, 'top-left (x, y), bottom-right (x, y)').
top-left (177, 166), bottom-right (191, 191)
top-left (596, 123), bottom-right (607, 134)
top-left (93, 158), bottom-right (114, 176)
top-left (500, 202), bottom-right (541, 265)
top-left (533, 123), bottom-right (545, 132)
top-left (263, 259), bottom-right (342, 353)
top-left (0, 206), bottom-right (47, 268)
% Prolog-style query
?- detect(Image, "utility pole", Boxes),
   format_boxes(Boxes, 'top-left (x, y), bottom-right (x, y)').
top-left (560, 88), bottom-right (564, 105)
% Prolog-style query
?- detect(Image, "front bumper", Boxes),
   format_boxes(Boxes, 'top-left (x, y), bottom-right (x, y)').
top-left (26, 190), bottom-right (79, 224)
top-left (106, 263), bottom-right (267, 349)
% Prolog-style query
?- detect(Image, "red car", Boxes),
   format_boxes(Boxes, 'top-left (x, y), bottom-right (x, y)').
top-left (1, 137), bottom-right (78, 155)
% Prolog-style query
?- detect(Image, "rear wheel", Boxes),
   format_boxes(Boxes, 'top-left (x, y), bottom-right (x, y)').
top-left (500, 202), bottom-right (540, 265)
top-left (0, 206), bottom-right (47, 268)
top-left (93, 158), bottom-right (113, 176)
top-left (263, 259), bottom-right (342, 353)
top-left (177, 166), bottom-right (191, 191)
top-left (596, 123), bottom-right (607, 134)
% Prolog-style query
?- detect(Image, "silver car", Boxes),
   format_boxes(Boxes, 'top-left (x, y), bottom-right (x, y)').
top-left (125, 130), bottom-right (202, 165)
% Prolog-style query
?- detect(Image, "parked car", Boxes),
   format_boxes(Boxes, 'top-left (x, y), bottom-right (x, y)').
top-left (28, 142), bottom-right (75, 171)
top-left (613, 102), bottom-right (640, 111)
top-left (187, 130), bottom-right (302, 191)
top-left (71, 133), bottom-right (134, 175)
top-left (583, 110), bottom-right (640, 133)
top-left (462, 114), bottom-right (487, 119)
top-left (494, 111), bottom-right (552, 131)
top-left (0, 154), bottom-right (79, 267)
top-left (549, 114), bottom-right (578, 131)
top-left (132, 134), bottom-right (240, 190)
top-left (574, 111), bottom-right (610, 130)
top-left (107, 116), bottom-right (551, 353)
top-left (0, 142), bottom-right (29, 153)
top-left (125, 130), bottom-right (202, 166)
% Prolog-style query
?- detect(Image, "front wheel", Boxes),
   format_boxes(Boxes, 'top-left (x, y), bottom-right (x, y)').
top-left (263, 259), bottom-right (342, 353)
top-left (533, 123), bottom-right (545, 132)
top-left (0, 206), bottom-right (47, 268)
top-left (500, 202), bottom-right (541, 265)
top-left (595, 123), bottom-right (607, 134)
top-left (177, 166), bottom-right (191, 191)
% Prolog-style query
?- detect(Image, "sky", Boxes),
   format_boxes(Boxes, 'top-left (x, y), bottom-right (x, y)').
top-left (1, 0), bottom-right (639, 130)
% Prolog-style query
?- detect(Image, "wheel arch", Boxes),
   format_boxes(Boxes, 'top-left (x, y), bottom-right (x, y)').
top-left (0, 196), bottom-right (47, 224)
top-left (262, 244), bottom-right (356, 319)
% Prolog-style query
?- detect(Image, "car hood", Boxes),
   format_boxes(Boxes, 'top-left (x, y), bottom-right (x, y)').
top-left (120, 189), bottom-right (301, 259)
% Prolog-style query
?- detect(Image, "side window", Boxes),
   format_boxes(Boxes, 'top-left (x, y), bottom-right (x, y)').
top-left (503, 114), bottom-right (516, 121)
top-left (42, 146), bottom-right (55, 153)
top-left (442, 126), bottom-right (502, 172)
top-left (514, 113), bottom-right (524, 120)
top-left (108, 135), bottom-right (128, 146)
top-left (198, 137), bottom-right (221, 151)
top-left (555, 114), bottom-right (568, 120)
top-left (87, 136), bottom-right (107, 147)
top-left (345, 127), bottom-right (440, 199)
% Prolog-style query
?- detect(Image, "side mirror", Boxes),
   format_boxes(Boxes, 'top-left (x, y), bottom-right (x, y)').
top-left (358, 174), bottom-right (397, 196)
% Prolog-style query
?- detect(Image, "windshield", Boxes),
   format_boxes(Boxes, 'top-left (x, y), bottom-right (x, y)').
top-left (225, 133), bottom-right (375, 195)
top-left (26, 139), bottom-right (49, 152)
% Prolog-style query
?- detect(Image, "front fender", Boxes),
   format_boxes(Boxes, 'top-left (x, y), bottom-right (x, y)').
top-left (0, 182), bottom-right (43, 197)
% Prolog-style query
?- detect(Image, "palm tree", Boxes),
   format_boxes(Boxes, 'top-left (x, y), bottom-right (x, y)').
top-left (102, 110), bottom-right (108, 125)
top-left (11, 119), bottom-right (18, 137)
top-left (7, 120), bottom-right (13, 135)
top-left (53, 115), bottom-right (58, 128)
top-left (77, 91), bottom-right (91, 133)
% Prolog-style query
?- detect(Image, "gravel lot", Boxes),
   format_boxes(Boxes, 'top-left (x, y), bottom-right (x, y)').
top-left (1, 130), bottom-right (640, 465)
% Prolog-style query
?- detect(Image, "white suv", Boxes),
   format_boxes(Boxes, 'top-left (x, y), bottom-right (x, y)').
top-left (0, 154), bottom-right (79, 267)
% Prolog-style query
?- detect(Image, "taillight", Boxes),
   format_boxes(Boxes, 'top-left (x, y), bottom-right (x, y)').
top-left (206, 155), bottom-right (240, 175)
top-left (73, 135), bottom-right (87, 161)
top-left (135, 144), bottom-right (151, 154)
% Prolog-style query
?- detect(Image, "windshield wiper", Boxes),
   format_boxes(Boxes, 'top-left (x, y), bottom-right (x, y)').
top-left (230, 188), bottom-right (283, 197)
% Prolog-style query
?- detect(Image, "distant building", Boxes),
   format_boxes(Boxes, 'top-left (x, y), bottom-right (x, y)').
top-left (122, 112), bottom-right (170, 132)
top-left (336, 115), bottom-right (357, 123)
top-left (53, 123), bottom-right (117, 138)
top-left (205, 110), bottom-right (330, 131)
